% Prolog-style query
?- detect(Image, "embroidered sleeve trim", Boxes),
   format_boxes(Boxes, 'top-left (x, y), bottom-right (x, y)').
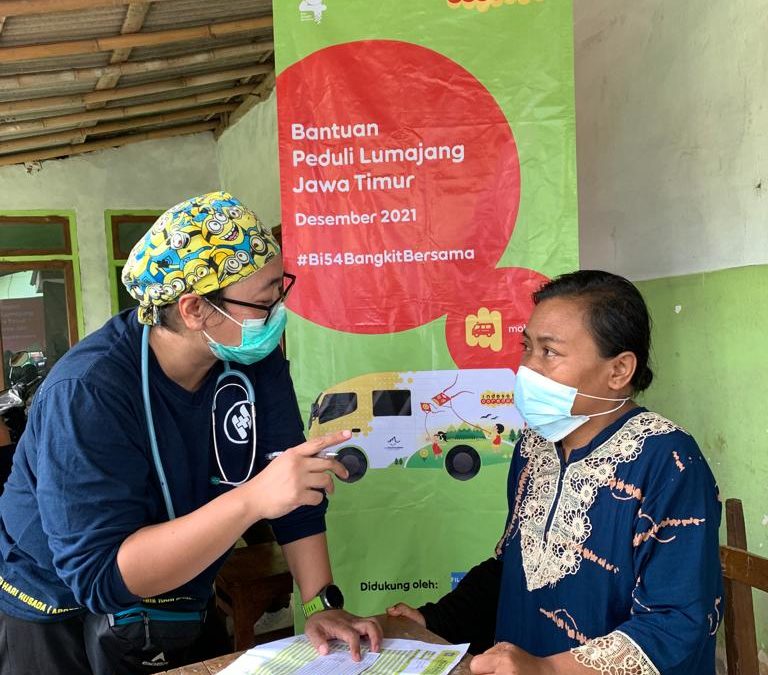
top-left (571, 630), bottom-right (660, 675)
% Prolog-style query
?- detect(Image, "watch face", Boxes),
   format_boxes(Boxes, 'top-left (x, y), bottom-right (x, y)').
top-left (324, 584), bottom-right (344, 609)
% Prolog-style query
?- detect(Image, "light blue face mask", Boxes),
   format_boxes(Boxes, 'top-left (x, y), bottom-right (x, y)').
top-left (204, 302), bottom-right (287, 365)
top-left (513, 365), bottom-right (629, 442)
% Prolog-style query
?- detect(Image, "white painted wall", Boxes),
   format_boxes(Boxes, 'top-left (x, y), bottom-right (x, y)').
top-left (575, 0), bottom-right (768, 279)
top-left (0, 132), bottom-right (220, 334)
top-left (216, 90), bottom-right (281, 229)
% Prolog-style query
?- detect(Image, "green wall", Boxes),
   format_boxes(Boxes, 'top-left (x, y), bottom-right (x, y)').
top-left (638, 265), bottom-right (768, 655)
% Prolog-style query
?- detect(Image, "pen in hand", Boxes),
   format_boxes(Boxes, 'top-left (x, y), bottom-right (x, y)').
top-left (265, 429), bottom-right (350, 463)
top-left (266, 449), bottom-right (338, 461)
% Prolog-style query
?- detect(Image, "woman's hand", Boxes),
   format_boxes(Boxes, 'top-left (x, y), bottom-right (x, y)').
top-left (386, 602), bottom-right (426, 627)
top-left (305, 609), bottom-right (382, 661)
top-left (241, 431), bottom-right (351, 521)
top-left (470, 642), bottom-right (555, 675)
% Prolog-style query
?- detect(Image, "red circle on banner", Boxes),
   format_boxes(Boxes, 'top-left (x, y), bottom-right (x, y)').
top-left (444, 267), bottom-right (550, 371)
top-left (278, 40), bottom-right (521, 334)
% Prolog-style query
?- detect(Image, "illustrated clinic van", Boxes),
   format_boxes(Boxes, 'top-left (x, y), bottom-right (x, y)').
top-left (307, 369), bottom-right (523, 481)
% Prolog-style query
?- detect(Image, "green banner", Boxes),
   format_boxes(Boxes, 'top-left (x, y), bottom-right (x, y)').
top-left (274, 0), bottom-right (577, 615)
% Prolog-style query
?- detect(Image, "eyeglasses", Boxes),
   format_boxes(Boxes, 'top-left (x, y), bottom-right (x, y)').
top-left (221, 273), bottom-right (296, 323)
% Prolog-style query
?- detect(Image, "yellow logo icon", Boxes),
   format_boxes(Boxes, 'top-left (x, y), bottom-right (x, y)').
top-left (447, 0), bottom-right (544, 12)
top-left (466, 308), bottom-right (502, 352)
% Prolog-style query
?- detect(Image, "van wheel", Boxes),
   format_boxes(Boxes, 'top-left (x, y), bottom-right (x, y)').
top-left (337, 447), bottom-right (368, 483)
top-left (445, 445), bottom-right (481, 481)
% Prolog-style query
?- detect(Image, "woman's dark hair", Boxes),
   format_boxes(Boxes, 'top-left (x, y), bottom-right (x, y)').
top-left (495, 423), bottom-right (505, 434)
top-left (532, 270), bottom-right (653, 392)
top-left (156, 288), bottom-right (226, 332)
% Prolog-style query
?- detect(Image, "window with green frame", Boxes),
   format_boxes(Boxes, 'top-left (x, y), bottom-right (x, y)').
top-left (0, 213), bottom-right (82, 390)
top-left (105, 211), bottom-right (161, 314)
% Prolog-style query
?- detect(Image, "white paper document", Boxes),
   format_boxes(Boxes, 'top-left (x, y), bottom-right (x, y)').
top-left (217, 635), bottom-right (469, 675)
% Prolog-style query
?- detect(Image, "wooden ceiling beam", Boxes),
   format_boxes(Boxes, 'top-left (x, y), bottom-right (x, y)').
top-left (0, 64), bottom-right (271, 115)
top-left (101, 2), bottom-right (151, 77)
top-left (0, 0), bottom-right (170, 17)
top-left (0, 43), bottom-right (274, 91)
top-left (215, 71), bottom-right (275, 139)
top-left (103, 2), bottom-right (151, 72)
top-left (0, 84), bottom-right (254, 136)
top-left (0, 15), bottom-right (272, 63)
top-left (87, 2), bottom-right (153, 118)
top-left (0, 103), bottom-right (236, 154)
top-left (1, 128), bottom-right (83, 152)
top-left (0, 120), bottom-right (217, 167)
top-left (114, 0), bottom-right (149, 37)
top-left (87, 103), bottom-right (232, 136)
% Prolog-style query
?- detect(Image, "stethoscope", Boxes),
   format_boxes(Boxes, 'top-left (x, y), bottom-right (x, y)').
top-left (141, 326), bottom-right (257, 520)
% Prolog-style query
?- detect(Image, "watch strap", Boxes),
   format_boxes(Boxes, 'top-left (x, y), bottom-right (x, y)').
top-left (302, 594), bottom-right (326, 618)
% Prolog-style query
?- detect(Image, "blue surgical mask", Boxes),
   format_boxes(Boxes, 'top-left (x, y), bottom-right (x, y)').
top-left (513, 365), bottom-right (629, 442)
top-left (204, 302), bottom-right (287, 365)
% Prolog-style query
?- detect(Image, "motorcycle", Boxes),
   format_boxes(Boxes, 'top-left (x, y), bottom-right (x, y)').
top-left (0, 351), bottom-right (46, 492)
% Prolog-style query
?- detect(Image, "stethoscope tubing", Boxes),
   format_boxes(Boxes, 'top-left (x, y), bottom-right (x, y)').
top-left (141, 325), bottom-right (258, 520)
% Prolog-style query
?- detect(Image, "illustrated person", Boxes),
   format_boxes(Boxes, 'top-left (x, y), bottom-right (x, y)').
top-left (0, 192), bottom-right (381, 675)
top-left (388, 271), bottom-right (722, 675)
top-left (431, 430), bottom-right (447, 458)
top-left (491, 423), bottom-right (504, 448)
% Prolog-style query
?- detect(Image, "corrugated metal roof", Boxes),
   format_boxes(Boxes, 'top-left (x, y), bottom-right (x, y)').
top-left (0, 8), bottom-right (127, 46)
top-left (127, 34), bottom-right (268, 62)
top-left (93, 115), bottom-right (215, 139)
top-left (112, 80), bottom-right (251, 108)
top-left (0, 53), bottom-right (111, 77)
top-left (117, 57), bottom-right (260, 87)
top-left (143, 0), bottom-right (272, 30)
top-left (0, 0), bottom-right (275, 166)
top-left (0, 81), bottom-right (95, 102)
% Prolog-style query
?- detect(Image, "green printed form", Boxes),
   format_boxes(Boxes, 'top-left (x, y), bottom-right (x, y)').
top-left (218, 636), bottom-right (469, 675)
top-left (362, 646), bottom-right (464, 674)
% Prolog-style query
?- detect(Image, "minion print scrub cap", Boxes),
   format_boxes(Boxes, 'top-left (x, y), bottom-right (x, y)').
top-left (122, 191), bottom-right (280, 326)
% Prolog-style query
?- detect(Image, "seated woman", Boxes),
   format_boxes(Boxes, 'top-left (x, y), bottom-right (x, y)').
top-left (389, 270), bottom-right (722, 675)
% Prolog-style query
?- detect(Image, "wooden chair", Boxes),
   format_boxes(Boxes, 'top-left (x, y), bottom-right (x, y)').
top-left (720, 498), bottom-right (768, 675)
top-left (214, 541), bottom-right (294, 651)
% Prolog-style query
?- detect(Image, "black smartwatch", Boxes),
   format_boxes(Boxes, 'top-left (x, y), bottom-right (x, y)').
top-left (302, 584), bottom-right (344, 618)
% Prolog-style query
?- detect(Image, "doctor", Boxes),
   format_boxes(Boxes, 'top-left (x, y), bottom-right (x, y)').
top-left (0, 192), bottom-right (381, 675)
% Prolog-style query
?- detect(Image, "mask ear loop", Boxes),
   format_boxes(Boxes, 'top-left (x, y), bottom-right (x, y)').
top-left (210, 363), bottom-right (257, 487)
top-left (576, 392), bottom-right (630, 418)
top-left (205, 299), bottom-right (268, 330)
top-left (202, 302), bottom-right (246, 348)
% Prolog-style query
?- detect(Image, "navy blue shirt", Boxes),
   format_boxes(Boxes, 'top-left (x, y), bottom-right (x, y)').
top-left (0, 309), bottom-right (326, 621)
top-left (495, 407), bottom-right (722, 674)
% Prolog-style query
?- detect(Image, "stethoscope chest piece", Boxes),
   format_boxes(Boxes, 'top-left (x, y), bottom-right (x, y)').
top-left (210, 363), bottom-right (257, 487)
